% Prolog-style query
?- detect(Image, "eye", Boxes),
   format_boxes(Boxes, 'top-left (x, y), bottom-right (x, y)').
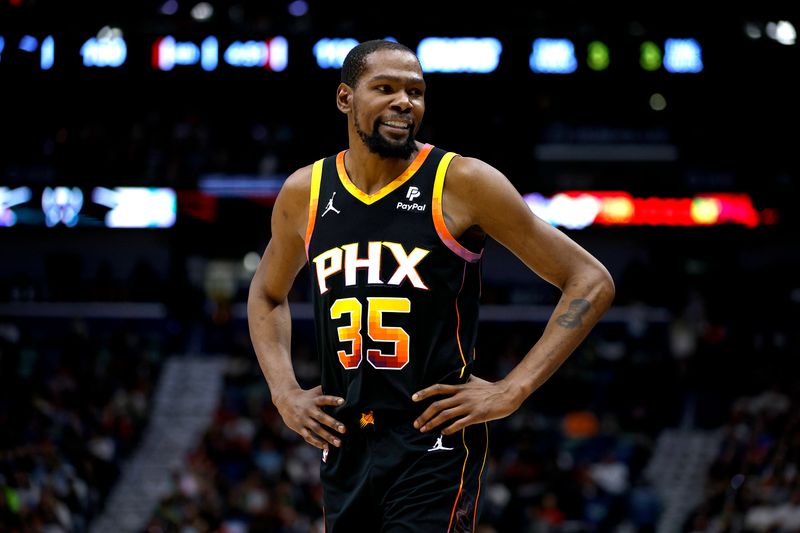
top-left (376, 85), bottom-right (392, 93)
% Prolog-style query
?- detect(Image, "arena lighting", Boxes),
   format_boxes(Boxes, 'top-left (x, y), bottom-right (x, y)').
top-left (152, 35), bottom-right (219, 71)
top-left (1, 186), bottom-right (176, 228)
top-left (287, 0), bottom-right (309, 17)
top-left (81, 27), bottom-right (126, 68)
top-left (243, 251), bottom-right (261, 273)
top-left (197, 174), bottom-right (286, 198)
top-left (42, 187), bottom-right (83, 227)
top-left (159, 0), bottom-right (179, 16)
top-left (313, 38), bottom-right (359, 68)
top-left (201, 37), bottom-right (219, 71)
top-left (523, 191), bottom-right (766, 229)
top-left (18, 35), bottom-right (37, 53)
top-left (640, 41), bottom-right (662, 71)
top-left (92, 187), bottom-right (176, 228)
top-left (0, 186), bottom-right (33, 227)
top-left (587, 41), bottom-right (610, 71)
top-left (40, 35), bottom-right (54, 69)
top-left (16, 34), bottom-right (58, 70)
top-left (530, 38), bottom-right (577, 74)
top-left (766, 20), bottom-right (797, 45)
top-left (744, 22), bottom-right (762, 40)
top-left (663, 38), bottom-right (703, 73)
top-left (313, 37), bottom-right (397, 69)
top-left (417, 37), bottom-right (503, 73)
top-left (223, 37), bottom-right (288, 71)
top-left (0, 37), bottom-right (4, 62)
top-left (190, 2), bottom-right (213, 22)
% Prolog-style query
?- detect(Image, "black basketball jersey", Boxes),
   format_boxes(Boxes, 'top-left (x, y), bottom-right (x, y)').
top-left (305, 144), bottom-right (484, 418)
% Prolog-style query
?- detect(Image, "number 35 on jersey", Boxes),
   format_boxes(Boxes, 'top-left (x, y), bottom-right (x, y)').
top-left (312, 241), bottom-right (431, 371)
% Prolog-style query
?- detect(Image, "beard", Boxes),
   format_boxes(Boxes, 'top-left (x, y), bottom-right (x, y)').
top-left (355, 116), bottom-right (417, 159)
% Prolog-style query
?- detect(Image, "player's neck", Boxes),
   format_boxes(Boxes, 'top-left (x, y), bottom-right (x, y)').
top-left (345, 142), bottom-right (420, 195)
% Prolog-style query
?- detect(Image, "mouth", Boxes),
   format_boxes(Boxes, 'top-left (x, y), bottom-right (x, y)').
top-left (380, 120), bottom-right (412, 133)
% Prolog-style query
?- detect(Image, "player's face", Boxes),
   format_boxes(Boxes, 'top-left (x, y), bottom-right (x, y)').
top-left (352, 49), bottom-right (426, 159)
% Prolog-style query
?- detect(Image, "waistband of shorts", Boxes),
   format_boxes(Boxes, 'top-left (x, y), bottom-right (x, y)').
top-left (343, 408), bottom-right (419, 430)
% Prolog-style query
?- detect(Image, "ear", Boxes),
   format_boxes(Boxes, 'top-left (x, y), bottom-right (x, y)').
top-left (336, 83), bottom-right (352, 114)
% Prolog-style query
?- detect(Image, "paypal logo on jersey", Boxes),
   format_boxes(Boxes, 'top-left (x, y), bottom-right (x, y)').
top-left (398, 185), bottom-right (426, 212)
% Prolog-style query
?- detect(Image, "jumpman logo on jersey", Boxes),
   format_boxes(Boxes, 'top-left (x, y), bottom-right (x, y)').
top-left (321, 192), bottom-right (341, 217)
top-left (427, 434), bottom-right (454, 452)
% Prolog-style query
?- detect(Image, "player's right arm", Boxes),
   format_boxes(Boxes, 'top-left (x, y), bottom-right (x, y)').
top-left (247, 165), bottom-right (346, 451)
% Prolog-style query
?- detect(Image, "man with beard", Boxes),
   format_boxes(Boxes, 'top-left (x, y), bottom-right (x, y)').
top-left (247, 39), bottom-right (615, 532)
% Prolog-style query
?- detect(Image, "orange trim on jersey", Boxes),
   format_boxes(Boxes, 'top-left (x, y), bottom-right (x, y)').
top-left (446, 424), bottom-right (489, 532)
top-left (448, 429), bottom-right (470, 532)
top-left (305, 159), bottom-right (324, 261)
top-left (432, 152), bottom-right (483, 263)
top-left (455, 264), bottom-right (467, 378)
top-left (335, 144), bottom-right (433, 205)
top-left (473, 423), bottom-right (489, 529)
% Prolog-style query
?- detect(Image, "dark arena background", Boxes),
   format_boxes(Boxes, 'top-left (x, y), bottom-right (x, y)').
top-left (1, 2), bottom-right (798, 532)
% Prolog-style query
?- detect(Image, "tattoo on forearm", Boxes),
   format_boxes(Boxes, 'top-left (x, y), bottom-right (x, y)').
top-left (556, 299), bottom-right (591, 328)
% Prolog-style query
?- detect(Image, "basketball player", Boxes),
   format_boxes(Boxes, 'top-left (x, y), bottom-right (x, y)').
top-left (248, 40), bottom-right (615, 532)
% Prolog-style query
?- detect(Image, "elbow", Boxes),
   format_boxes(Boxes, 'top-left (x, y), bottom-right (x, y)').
top-left (246, 277), bottom-right (270, 317)
top-left (594, 267), bottom-right (615, 311)
top-left (247, 280), bottom-right (286, 316)
top-left (563, 263), bottom-right (615, 312)
top-left (246, 281), bottom-right (261, 312)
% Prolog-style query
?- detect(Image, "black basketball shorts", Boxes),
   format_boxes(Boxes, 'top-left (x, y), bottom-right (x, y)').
top-left (320, 410), bottom-right (489, 533)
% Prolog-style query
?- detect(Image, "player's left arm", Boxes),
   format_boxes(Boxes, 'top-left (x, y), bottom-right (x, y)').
top-left (412, 156), bottom-right (615, 435)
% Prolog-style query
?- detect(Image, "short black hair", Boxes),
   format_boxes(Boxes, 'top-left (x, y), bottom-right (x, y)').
top-left (340, 39), bottom-right (418, 87)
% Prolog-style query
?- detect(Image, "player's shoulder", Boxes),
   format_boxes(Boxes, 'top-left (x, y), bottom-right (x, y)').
top-left (447, 154), bottom-right (495, 174)
top-left (282, 162), bottom-right (314, 194)
top-left (443, 154), bottom-right (506, 195)
top-left (271, 163), bottom-right (317, 230)
top-left (281, 151), bottom-right (339, 193)
top-left (275, 162), bottom-right (315, 208)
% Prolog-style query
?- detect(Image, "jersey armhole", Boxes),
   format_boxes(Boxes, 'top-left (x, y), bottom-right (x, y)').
top-left (304, 159), bottom-right (324, 261)
top-left (432, 153), bottom-right (484, 263)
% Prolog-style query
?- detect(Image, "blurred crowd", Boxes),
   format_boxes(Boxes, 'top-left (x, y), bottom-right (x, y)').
top-left (684, 389), bottom-right (800, 532)
top-left (0, 319), bottom-right (165, 532)
top-left (5, 106), bottom-right (296, 190)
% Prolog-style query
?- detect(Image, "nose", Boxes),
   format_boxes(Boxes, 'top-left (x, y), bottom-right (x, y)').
top-left (391, 91), bottom-right (413, 112)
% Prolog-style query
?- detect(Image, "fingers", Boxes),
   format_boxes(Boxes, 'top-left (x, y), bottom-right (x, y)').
top-left (307, 419), bottom-right (343, 448)
top-left (414, 397), bottom-right (459, 431)
top-left (317, 395), bottom-right (346, 407)
top-left (412, 385), bottom-right (460, 431)
top-left (417, 407), bottom-right (466, 435)
top-left (298, 413), bottom-right (345, 450)
top-left (312, 393), bottom-right (346, 434)
top-left (412, 383), bottom-right (457, 402)
top-left (289, 389), bottom-right (347, 450)
top-left (314, 410), bottom-right (346, 436)
top-left (439, 415), bottom-right (470, 436)
top-left (310, 386), bottom-right (343, 407)
top-left (300, 426), bottom-right (334, 450)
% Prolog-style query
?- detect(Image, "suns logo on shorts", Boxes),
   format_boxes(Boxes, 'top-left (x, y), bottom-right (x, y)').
top-left (359, 410), bottom-right (375, 428)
